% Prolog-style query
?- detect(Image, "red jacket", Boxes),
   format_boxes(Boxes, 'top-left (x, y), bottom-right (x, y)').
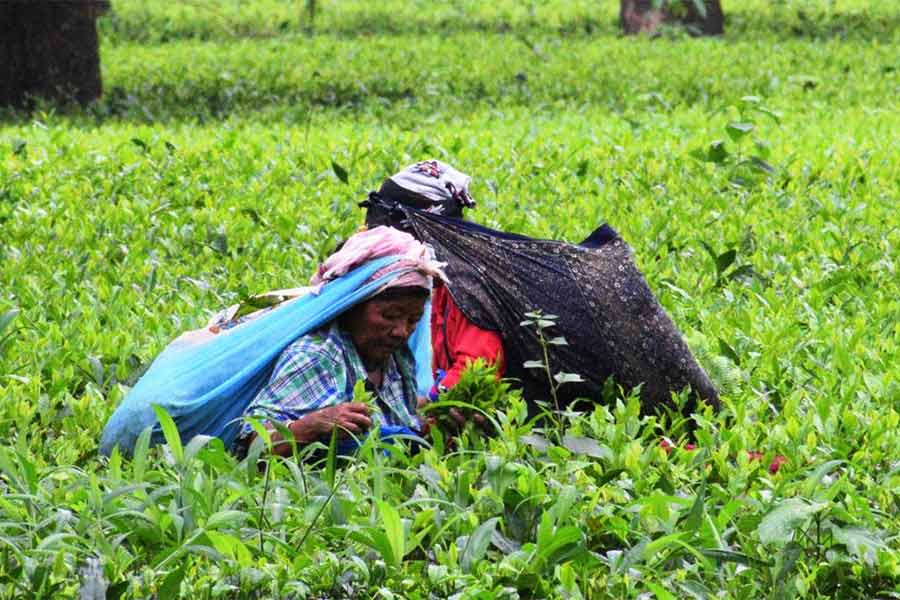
top-left (431, 283), bottom-right (504, 389)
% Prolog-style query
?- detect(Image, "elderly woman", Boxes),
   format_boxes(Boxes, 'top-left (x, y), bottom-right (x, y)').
top-left (239, 227), bottom-right (443, 456)
top-left (100, 226), bottom-right (443, 457)
top-left (364, 161), bottom-right (504, 397)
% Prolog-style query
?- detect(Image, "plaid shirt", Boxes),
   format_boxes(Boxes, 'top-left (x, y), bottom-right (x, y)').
top-left (242, 322), bottom-right (420, 436)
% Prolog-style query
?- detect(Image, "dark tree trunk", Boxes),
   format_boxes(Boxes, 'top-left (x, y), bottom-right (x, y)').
top-left (0, 1), bottom-right (110, 109)
top-left (620, 0), bottom-right (723, 36)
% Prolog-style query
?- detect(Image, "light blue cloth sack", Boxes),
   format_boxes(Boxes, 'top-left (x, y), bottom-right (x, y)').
top-left (100, 255), bottom-right (434, 456)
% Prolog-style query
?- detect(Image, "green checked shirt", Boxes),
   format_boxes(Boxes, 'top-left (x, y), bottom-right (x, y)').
top-left (242, 322), bottom-right (420, 436)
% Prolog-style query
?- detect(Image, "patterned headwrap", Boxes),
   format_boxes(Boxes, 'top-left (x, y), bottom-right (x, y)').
top-left (310, 226), bottom-right (447, 294)
top-left (363, 160), bottom-right (476, 227)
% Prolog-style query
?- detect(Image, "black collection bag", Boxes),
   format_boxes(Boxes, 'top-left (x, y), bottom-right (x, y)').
top-left (402, 206), bottom-right (720, 416)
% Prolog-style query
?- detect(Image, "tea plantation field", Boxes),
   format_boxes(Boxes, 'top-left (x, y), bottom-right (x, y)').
top-left (1, 1), bottom-right (899, 597)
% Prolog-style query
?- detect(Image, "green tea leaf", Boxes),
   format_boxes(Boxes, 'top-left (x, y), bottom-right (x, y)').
top-left (683, 477), bottom-right (706, 532)
top-left (717, 338), bottom-right (740, 365)
top-left (349, 528), bottom-right (395, 567)
top-left (461, 517), bottom-right (499, 573)
top-left (553, 372), bottom-right (584, 385)
top-left (707, 140), bottom-right (728, 163)
top-left (749, 156), bottom-right (775, 174)
top-left (377, 500), bottom-right (405, 569)
top-left (0, 308), bottom-right (19, 338)
top-left (326, 428), bottom-right (338, 487)
top-left (758, 499), bottom-right (827, 545)
top-left (700, 548), bottom-right (772, 567)
top-left (0, 308), bottom-right (20, 356)
top-left (151, 404), bottom-right (183, 463)
top-left (803, 460), bottom-right (845, 498)
top-left (331, 160), bottom-right (349, 184)
top-left (206, 510), bottom-right (249, 531)
top-left (536, 525), bottom-right (583, 567)
top-left (644, 532), bottom-right (689, 561)
top-left (752, 105), bottom-right (783, 124)
top-left (206, 531), bottom-right (253, 566)
top-left (646, 582), bottom-right (677, 600)
top-left (716, 249), bottom-right (736, 275)
top-left (832, 526), bottom-right (886, 566)
top-left (158, 565), bottom-right (185, 599)
top-left (131, 426), bottom-right (152, 481)
top-left (562, 436), bottom-right (612, 460)
top-left (726, 122), bottom-right (754, 142)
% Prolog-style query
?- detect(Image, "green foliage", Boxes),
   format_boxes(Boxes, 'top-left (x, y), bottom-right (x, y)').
top-left (352, 377), bottom-right (379, 417)
top-left (0, 0), bottom-right (898, 597)
top-left (690, 95), bottom-right (782, 189)
top-left (685, 331), bottom-right (744, 398)
top-left (441, 359), bottom-right (512, 416)
top-left (0, 308), bottom-right (20, 361)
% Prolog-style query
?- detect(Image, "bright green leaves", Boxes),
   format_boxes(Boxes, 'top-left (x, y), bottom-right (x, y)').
top-left (561, 435), bottom-right (613, 460)
top-left (758, 498), bottom-right (828, 545)
top-left (690, 95), bottom-right (781, 187)
top-left (331, 160), bottom-right (350, 184)
top-left (353, 377), bottom-right (379, 416)
top-left (378, 500), bottom-right (406, 569)
top-left (534, 517), bottom-right (584, 570)
top-left (754, 487), bottom-right (890, 591)
top-left (531, 487), bottom-right (586, 571)
top-left (460, 517), bottom-right (499, 573)
top-left (205, 531), bottom-right (253, 566)
top-left (347, 500), bottom-right (408, 570)
top-left (1, 1), bottom-right (899, 596)
top-left (832, 527), bottom-right (888, 566)
top-left (0, 307), bottom-right (19, 339)
top-left (10, 139), bottom-right (28, 157)
top-left (725, 121), bottom-right (755, 142)
top-left (152, 404), bottom-right (183, 463)
top-left (0, 307), bottom-right (19, 363)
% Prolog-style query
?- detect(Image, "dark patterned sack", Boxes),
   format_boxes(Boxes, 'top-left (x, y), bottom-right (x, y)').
top-left (403, 207), bottom-right (720, 416)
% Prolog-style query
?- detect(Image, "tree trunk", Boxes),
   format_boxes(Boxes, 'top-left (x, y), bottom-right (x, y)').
top-left (620, 0), bottom-right (723, 36)
top-left (0, 1), bottom-right (110, 109)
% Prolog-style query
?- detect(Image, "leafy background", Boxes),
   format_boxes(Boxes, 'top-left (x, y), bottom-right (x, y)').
top-left (0, 0), bottom-right (898, 597)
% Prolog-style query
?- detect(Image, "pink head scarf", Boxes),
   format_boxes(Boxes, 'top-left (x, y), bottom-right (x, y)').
top-left (309, 226), bottom-right (446, 294)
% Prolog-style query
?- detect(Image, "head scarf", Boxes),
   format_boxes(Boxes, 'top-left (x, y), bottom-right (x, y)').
top-left (363, 160), bottom-right (476, 226)
top-left (310, 226), bottom-right (446, 294)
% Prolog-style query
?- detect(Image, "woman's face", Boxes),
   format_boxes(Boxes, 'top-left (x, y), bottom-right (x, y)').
top-left (344, 294), bottom-right (427, 366)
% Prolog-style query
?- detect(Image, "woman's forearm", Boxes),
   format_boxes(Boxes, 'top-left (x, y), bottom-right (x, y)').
top-left (254, 403), bottom-right (371, 457)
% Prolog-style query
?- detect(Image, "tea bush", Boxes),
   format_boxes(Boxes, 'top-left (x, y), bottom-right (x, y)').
top-left (1, 0), bottom-right (898, 597)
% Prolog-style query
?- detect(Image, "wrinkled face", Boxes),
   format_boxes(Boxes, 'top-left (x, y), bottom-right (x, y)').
top-left (343, 294), bottom-right (427, 366)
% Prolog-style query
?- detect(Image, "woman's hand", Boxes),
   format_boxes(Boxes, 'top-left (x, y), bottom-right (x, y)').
top-left (291, 402), bottom-right (372, 442)
top-left (259, 403), bottom-right (373, 457)
top-left (417, 395), bottom-right (489, 438)
top-left (448, 408), bottom-right (488, 431)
